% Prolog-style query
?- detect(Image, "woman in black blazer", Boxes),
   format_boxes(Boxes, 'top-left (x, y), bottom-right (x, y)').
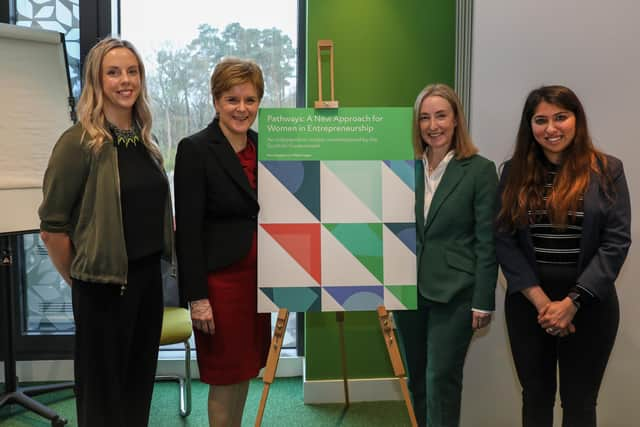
top-left (174, 58), bottom-right (270, 426)
top-left (495, 85), bottom-right (631, 427)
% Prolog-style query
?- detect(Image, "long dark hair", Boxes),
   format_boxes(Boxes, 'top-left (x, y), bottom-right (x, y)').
top-left (497, 85), bottom-right (607, 230)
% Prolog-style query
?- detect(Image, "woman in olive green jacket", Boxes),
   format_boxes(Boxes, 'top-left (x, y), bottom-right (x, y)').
top-left (39, 37), bottom-right (172, 427)
top-left (394, 84), bottom-right (498, 427)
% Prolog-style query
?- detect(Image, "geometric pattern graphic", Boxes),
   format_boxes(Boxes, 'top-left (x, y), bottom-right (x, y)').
top-left (260, 223), bottom-right (321, 284)
top-left (323, 161), bottom-right (381, 221)
top-left (262, 161), bottom-right (320, 220)
top-left (17, 0), bottom-right (81, 98)
top-left (324, 223), bottom-right (383, 283)
top-left (382, 160), bottom-right (416, 222)
top-left (383, 160), bottom-right (415, 191)
top-left (259, 159), bottom-right (416, 312)
top-left (383, 223), bottom-right (416, 285)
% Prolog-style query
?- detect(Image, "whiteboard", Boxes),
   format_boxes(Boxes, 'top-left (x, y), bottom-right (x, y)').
top-left (0, 23), bottom-right (73, 234)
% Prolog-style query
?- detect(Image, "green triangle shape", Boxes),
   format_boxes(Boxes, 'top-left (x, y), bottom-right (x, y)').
top-left (325, 161), bottom-right (382, 220)
top-left (324, 223), bottom-right (383, 283)
top-left (386, 285), bottom-right (417, 310)
top-left (262, 287), bottom-right (321, 312)
top-left (274, 287), bottom-right (321, 311)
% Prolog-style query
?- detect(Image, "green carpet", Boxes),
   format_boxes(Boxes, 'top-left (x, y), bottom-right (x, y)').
top-left (1, 377), bottom-right (410, 426)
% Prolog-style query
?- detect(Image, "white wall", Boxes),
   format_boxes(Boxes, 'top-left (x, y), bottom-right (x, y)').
top-left (464, 1), bottom-right (640, 426)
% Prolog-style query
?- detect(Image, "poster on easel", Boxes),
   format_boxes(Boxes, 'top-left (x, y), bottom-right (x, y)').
top-left (257, 107), bottom-right (417, 312)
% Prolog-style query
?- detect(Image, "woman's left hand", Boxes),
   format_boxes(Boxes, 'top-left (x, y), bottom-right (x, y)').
top-left (537, 298), bottom-right (578, 331)
top-left (472, 311), bottom-right (492, 330)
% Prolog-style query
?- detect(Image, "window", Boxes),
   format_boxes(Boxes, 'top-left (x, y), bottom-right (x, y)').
top-left (4, 0), bottom-right (303, 360)
top-left (120, 0), bottom-right (301, 351)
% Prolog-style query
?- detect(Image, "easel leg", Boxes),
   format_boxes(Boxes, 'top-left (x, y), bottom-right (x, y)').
top-left (377, 306), bottom-right (418, 427)
top-left (335, 311), bottom-right (350, 407)
top-left (254, 308), bottom-right (289, 427)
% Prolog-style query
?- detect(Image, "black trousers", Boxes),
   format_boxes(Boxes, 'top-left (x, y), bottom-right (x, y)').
top-left (71, 255), bottom-right (163, 427)
top-left (505, 264), bottom-right (619, 427)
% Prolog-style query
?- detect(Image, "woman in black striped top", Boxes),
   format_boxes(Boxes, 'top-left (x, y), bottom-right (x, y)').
top-left (495, 85), bottom-right (631, 427)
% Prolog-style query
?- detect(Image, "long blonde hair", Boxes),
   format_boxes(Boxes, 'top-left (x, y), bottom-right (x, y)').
top-left (412, 83), bottom-right (477, 160)
top-left (77, 37), bottom-right (162, 164)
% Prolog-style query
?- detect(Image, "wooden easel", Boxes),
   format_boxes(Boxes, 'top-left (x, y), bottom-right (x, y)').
top-left (255, 307), bottom-right (417, 426)
top-left (254, 309), bottom-right (351, 426)
top-left (377, 306), bottom-right (418, 427)
top-left (314, 40), bottom-right (339, 109)
top-left (255, 308), bottom-right (289, 427)
top-left (255, 39), bottom-right (416, 426)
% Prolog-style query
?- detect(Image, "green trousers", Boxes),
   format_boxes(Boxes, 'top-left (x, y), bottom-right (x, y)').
top-left (394, 288), bottom-right (474, 427)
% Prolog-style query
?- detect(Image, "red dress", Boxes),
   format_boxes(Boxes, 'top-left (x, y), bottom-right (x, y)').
top-left (194, 140), bottom-right (271, 385)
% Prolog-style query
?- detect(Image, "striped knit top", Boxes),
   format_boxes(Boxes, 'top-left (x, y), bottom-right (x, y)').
top-left (528, 164), bottom-right (583, 265)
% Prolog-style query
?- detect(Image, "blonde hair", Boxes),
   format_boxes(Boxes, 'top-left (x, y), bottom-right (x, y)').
top-left (77, 37), bottom-right (162, 164)
top-left (210, 57), bottom-right (264, 107)
top-left (412, 83), bottom-right (477, 160)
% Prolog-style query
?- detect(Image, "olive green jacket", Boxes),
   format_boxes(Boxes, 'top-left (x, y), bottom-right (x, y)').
top-left (38, 122), bottom-right (174, 285)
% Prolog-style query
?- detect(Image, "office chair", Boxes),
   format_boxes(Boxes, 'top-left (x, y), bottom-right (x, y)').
top-left (157, 259), bottom-right (192, 417)
top-left (156, 306), bottom-right (192, 417)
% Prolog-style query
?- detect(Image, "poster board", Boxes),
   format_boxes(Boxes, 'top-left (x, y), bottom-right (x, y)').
top-left (0, 23), bottom-right (73, 234)
top-left (257, 107), bottom-right (417, 312)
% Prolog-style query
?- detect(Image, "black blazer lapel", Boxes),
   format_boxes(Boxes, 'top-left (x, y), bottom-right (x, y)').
top-left (424, 158), bottom-right (468, 232)
top-left (577, 172), bottom-right (599, 268)
top-left (206, 120), bottom-right (258, 201)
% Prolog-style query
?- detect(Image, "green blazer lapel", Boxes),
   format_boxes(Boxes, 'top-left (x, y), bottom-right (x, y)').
top-left (424, 158), bottom-right (468, 231)
top-left (415, 160), bottom-right (425, 237)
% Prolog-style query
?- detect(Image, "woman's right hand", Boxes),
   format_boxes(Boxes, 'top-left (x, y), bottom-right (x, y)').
top-left (190, 298), bottom-right (215, 334)
top-left (538, 300), bottom-right (577, 337)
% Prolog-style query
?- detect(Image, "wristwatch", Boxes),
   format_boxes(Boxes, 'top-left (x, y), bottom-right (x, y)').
top-left (567, 291), bottom-right (581, 310)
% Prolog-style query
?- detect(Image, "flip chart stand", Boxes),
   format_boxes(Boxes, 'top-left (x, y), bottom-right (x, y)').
top-left (0, 236), bottom-right (71, 427)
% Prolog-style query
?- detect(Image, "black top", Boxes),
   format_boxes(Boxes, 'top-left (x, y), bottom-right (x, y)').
top-left (528, 163), bottom-right (584, 265)
top-left (114, 128), bottom-right (167, 261)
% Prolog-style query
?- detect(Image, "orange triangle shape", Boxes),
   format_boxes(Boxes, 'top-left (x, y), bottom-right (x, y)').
top-left (261, 223), bottom-right (321, 284)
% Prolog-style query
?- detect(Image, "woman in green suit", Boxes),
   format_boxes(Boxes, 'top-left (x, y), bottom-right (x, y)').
top-left (394, 84), bottom-right (498, 427)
